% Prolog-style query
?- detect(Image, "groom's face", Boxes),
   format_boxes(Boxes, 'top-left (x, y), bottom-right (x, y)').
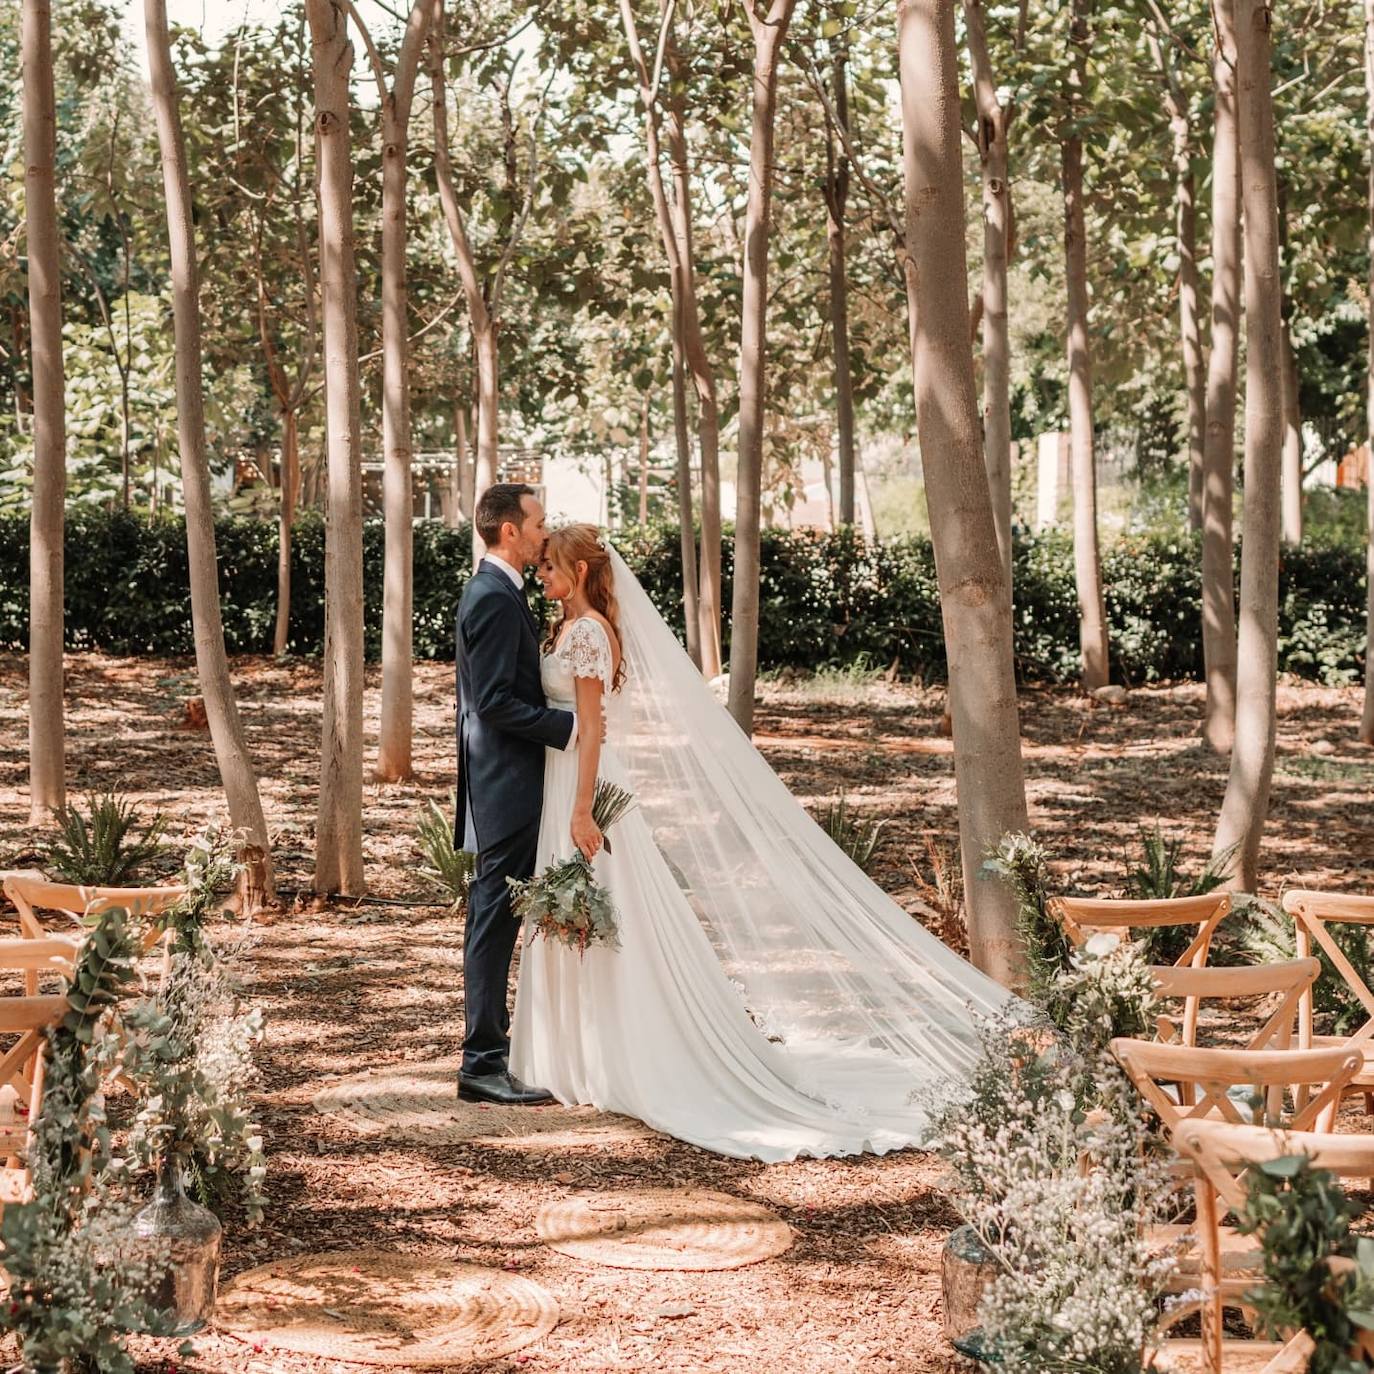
top-left (509, 495), bottom-right (548, 568)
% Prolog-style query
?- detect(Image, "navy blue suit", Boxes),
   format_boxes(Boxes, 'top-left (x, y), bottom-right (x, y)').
top-left (456, 563), bottom-right (575, 1077)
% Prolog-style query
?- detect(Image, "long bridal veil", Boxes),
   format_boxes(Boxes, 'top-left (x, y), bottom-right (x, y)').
top-left (606, 546), bottom-right (1015, 1110)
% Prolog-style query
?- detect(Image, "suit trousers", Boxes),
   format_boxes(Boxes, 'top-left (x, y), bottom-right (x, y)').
top-left (462, 822), bottom-right (540, 1077)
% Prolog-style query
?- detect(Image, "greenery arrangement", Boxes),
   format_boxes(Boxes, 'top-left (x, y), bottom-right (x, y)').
top-left (0, 513), bottom-right (1367, 688)
top-left (815, 793), bottom-right (887, 874)
top-left (46, 790), bottom-right (168, 886)
top-left (415, 795), bottom-right (476, 910)
top-left (0, 907), bottom-right (164, 1373)
top-left (119, 830), bottom-right (268, 1223)
top-left (1239, 1155), bottom-right (1374, 1374)
top-left (508, 780), bottom-right (637, 953)
top-left (983, 832), bottom-right (1071, 1010)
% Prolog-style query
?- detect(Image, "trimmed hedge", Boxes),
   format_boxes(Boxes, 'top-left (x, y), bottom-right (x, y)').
top-left (0, 509), bottom-right (1364, 685)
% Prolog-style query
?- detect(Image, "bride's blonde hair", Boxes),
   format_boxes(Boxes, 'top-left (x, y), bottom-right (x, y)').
top-left (544, 524), bottom-right (627, 692)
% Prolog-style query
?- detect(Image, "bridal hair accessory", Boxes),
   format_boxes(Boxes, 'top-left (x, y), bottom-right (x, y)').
top-left (508, 779), bottom-right (637, 953)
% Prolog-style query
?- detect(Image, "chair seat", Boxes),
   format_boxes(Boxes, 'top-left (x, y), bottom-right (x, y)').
top-left (0, 1167), bottom-right (30, 1205)
top-left (1151, 1339), bottom-right (1305, 1373)
top-left (1151, 1222), bottom-right (1262, 1277)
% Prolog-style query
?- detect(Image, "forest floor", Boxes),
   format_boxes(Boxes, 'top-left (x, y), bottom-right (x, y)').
top-left (0, 655), bottom-right (1370, 1374)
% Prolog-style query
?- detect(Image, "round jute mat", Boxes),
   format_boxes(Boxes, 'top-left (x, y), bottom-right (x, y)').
top-left (536, 1187), bottom-right (793, 1271)
top-left (215, 1250), bottom-right (558, 1367)
top-left (311, 1058), bottom-right (653, 1149)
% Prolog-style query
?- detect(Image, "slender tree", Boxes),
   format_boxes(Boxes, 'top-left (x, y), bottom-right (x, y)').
top-left (306, 0), bottom-right (366, 895)
top-left (1201, 0), bottom-right (1241, 753)
top-left (1061, 0), bottom-right (1108, 690)
top-left (822, 38), bottom-right (858, 529)
top-left (21, 0), bottom-right (65, 822)
top-left (429, 0), bottom-right (546, 559)
top-left (1147, 15), bottom-right (1206, 533)
top-left (728, 0), bottom-right (800, 732)
top-left (1362, 0), bottom-right (1374, 748)
top-left (1278, 187), bottom-right (1302, 548)
top-left (144, 0), bottom-right (275, 900)
top-left (664, 34), bottom-right (723, 677)
top-left (898, 0), bottom-right (1029, 985)
top-left (619, 0), bottom-right (701, 666)
top-left (1213, 0), bottom-right (1283, 891)
top-left (964, 0), bottom-right (1014, 585)
top-left (343, 0), bottom-right (433, 782)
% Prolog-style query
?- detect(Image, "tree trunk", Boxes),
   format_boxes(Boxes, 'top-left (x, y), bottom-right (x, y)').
top-left (374, 1), bottom-right (430, 784)
top-left (1202, 0), bottom-right (1241, 753)
top-left (377, 101), bottom-right (416, 780)
top-left (964, 0), bottom-right (1013, 587)
top-left (898, 0), bottom-right (1029, 986)
top-left (454, 399), bottom-right (472, 524)
top-left (273, 406), bottom-right (299, 656)
top-left (1159, 42), bottom-right (1206, 533)
top-left (728, 0), bottom-right (798, 732)
top-left (664, 40), bottom-right (722, 677)
top-left (472, 322), bottom-right (500, 550)
top-left (21, 0), bottom-right (65, 823)
top-left (824, 44), bottom-right (858, 529)
top-left (671, 326), bottom-right (703, 666)
top-left (1280, 314), bottom-right (1303, 547)
top-left (306, 0), bottom-right (366, 895)
top-left (1061, 3), bottom-right (1109, 692)
top-left (145, 0), bottom-right (274, 901)
top-left (1363, 0), bottom-right (1374, 748)
top-left (1213, 0), bottom-right (1283, 892)
top-left (637, 392), bottom-right (651, 524)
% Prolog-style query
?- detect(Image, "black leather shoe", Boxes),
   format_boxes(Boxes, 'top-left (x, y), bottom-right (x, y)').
top-left (458, 1070), bottom-right (555, 1107)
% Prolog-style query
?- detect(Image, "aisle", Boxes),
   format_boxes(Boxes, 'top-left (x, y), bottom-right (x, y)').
top-left (125, 895), bottom-right (958, 1374)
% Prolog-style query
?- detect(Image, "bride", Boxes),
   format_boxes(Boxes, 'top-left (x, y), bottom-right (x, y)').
top-left (509, 523), bottom-right (1016, 1161)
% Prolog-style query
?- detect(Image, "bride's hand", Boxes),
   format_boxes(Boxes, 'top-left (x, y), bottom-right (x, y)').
top-left (571, 808), bottom-right (603, 861)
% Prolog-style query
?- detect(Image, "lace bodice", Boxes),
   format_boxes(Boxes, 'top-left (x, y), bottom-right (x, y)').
top-left (541, 616), bottom-right (615, 703)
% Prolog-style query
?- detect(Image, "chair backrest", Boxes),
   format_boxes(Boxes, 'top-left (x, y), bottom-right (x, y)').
top-left (1110, 1038), bottom-right (1361, 1134)
top-left (2, 876), bottom-right (187, 952)
top-left (1149, 957), bottom-right (1320, 1051)
top-left (1174, 1116), bottom-right (1374, 1216)
top-left (1052, 893), bottom-right (1231, 966)
top-left (1282, 890), bottom-right (1374, 926)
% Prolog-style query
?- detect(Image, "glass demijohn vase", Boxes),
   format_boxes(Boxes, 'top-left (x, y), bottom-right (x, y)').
top-left (133, 1155), bottom-right (222, 1334)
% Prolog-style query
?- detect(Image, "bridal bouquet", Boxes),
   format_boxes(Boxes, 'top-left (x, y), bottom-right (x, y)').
top-left (508, 779), bottom-right (638, 953)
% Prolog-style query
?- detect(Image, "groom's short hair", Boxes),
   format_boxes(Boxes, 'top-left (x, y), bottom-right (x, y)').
top-left (475, 483), bottom-right (536, 548)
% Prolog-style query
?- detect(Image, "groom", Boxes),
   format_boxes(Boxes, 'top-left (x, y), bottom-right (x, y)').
top-left (455, 483), bottom-right (576, 1106)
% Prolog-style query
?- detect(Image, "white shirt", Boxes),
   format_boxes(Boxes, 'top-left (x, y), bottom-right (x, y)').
top-left (481, 553), bottom-right (525, 588)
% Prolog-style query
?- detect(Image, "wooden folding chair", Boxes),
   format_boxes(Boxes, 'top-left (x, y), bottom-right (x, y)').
top-left (1053, 893), bottom-right (1233, 1044)
top-left (1111, 1039), bottom-right (1361, 1314)
top-left (1149, 958), bottom-right (1320, 1052)
top-left (1173, 1119), bottom-right (1374, 1374)
top-left (2, 876), bottom-right (187, 991)
top-left (1283, 891), bottom-right (1374, 1107)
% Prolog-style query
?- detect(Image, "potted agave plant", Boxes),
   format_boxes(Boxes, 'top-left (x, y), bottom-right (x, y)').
top-left (119, 831), bottom-right (267, 1335)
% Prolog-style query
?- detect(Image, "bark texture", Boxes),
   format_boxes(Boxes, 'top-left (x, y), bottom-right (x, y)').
top-left (964, 0), bottom-right (1013, 586)
top-left (1202, 0), bottom-right (1241, 753)
top-left (1061, 0), bottom-right (1108, 690)
top-left (21, 0), bottom-right (65, 821)
top-left (728, 0), bottom-right (798, 732)
top-left (145, 0), bottom-right (275, 899)
top-left (898, 0), bottom-right (1029, 985)
top-left (306, 0), bottom-right (366, 895)
top-left (1213, 0), bottom-right (1284, 892)
top-left (823, 44), bottom-right (857, 529)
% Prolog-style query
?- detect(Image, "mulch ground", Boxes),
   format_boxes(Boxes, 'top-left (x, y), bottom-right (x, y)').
top-left (0, 653), bottom-right (1370, 1374)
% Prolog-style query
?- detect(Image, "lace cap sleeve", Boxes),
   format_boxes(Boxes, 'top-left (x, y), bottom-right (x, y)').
top-left (559, 617), bottom-right (615, 692)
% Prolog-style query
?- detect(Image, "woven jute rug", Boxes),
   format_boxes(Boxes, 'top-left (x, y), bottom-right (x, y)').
top-left (536, 1187), bottom-right (793, 1271)
top-left (311, 1057), bottom-right (654, 1148)
top-left (215, 1249), bottom-right (559, 1367)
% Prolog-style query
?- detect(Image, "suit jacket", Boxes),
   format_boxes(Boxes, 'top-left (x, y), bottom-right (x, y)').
top-left (455, 564), bottom-right (575, 852)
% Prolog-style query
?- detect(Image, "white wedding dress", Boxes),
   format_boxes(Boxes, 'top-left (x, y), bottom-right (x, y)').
top-left (508, 552), bottom-right (1018, 1162)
